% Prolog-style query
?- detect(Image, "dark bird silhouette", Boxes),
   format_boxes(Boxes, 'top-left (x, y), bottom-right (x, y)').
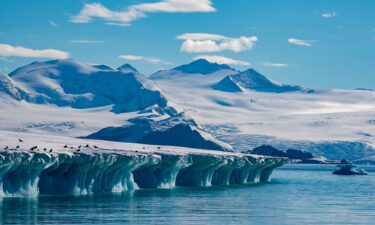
top-left (49, 149), bottom-right (53, 153)
top-left (64, 145), bottom-right (68, 148)
top-left (16, 145), bottom-right (20, 149)
top-left (4, 146), bottom-right (9, 150)
top-left (85, 144), bottom-right (89, 148)
top-left (30, 146), bottom-right (37, 151)
top-left (43, 148), bottom-right (47, 151)
top-left (78, 145), bottom-right (81, 149)
top-left (93, 145), bottom-right (98, 149)
top-left (157, 146), bottom-right (161, 150)
top-left (18, 138), bottom-right (23, 142)
top-left (142, 147), bottom-right (145, 149)
top-left (76, 149), bottom-right (81, 152)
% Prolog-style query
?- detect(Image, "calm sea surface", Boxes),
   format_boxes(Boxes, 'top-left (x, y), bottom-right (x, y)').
top-left (1, 164), bottom-right (374, 225)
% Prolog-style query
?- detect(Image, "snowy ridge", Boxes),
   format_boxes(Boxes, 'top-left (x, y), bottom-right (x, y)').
top-left (0, 131), bottom-right (286, 197)
top-left (150, 59), bottom-right (237, 80)
top-left (213, 68), bottom-right (310, 93)
top-left (8, 59), bottom-right (170, 114)
top-left (150, 61), bottom-right (375, 161)
top-left (86, 112), bottom-right (231, 151)
top-left (0, 72), bottom-right (22, 100)
top-left (0, 59), bottom-right (231, 151)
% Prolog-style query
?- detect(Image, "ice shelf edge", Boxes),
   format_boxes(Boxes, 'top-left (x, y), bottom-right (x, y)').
top-left (0, 149), bottom-right (287, 197)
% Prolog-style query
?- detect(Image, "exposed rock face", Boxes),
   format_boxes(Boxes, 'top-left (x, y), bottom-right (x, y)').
top-left (251, 145), bottom-right (288, 157)
top-left (286, 149), bottom-right (314, 159)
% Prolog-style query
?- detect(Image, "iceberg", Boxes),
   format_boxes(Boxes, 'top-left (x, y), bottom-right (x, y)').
top-left (0, 132), bottom-right (287, 197)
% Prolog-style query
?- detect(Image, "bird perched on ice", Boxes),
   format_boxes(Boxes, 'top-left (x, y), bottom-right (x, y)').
top-left (49, 149), bottom-right (53, 153)
top-left (30, 146), bottom-right (37, 151)
top-left (16, 145), bottom-right (20, 149)
top-left (18, 138), bottom-right (23, 142)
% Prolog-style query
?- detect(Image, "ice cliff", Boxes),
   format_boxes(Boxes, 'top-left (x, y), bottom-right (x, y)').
top-left (0, 132), bottom-right (286, 197)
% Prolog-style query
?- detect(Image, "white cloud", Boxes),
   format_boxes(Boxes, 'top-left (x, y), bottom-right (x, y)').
top-left (178, 33), bottom-right (258, 53)
top-left (0, 44), bottom-right (69, 59)
top-left (119, 54), bottom-right (171, 64)
top-left (70, 40), bottom-right (104, 44)
top-left (193, 55), bottom-right (250, 66)
top-left (105, 22), bottom-right (131, 27)
top-left (176, 33), bottom-right (226, 41)
top-left (322, 11), bottom-right (337, 18)
top-left (181, 40), bottom-right (221, 53)
top-left (49, 20), bottom-right (58, 27)
top-left (71, 0), bottom-right (215, 26)
top-left (288, 38), bottom-right (314, 47)
top-left (119, 55), bottom-right (143, 60)
top-left (133, 0), bottom-right (215, 13)
top-left (263, 62), bottom-right (288, 67)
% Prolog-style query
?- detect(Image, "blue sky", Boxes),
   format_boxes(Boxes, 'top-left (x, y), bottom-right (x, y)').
top-left (0, 0), bottom-right (374, 89)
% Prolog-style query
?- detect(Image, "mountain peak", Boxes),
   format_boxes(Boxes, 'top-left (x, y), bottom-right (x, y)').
top-left (213, 68), bottom-right (305, 93)
top-left (117, 63), bottom-right (138, 73)
top-left (173, 59), bottom-right (232, 75)
top-left (7, 59), bottom-right (169, 113)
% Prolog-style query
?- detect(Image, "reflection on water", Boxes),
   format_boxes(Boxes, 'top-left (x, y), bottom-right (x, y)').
top-left (1, 165), bottom-right (374, 225)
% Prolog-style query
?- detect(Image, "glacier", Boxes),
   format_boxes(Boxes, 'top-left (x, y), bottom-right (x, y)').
top-left (150, 59), bottom-right (375, 161)
top-left (0, 132), bottom-right (286, 197)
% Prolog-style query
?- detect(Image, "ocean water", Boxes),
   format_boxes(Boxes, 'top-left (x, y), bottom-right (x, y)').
top-left (1, 164), bottom-right (374, 225)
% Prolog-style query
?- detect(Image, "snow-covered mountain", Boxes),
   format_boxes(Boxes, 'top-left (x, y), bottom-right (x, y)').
top-left (150, 59), bottom-right (237, 80)
top-left (0, 72), bottom-right (22, 100)
top-left (87, 112), bottom-right (231, 151)
top-left (117, 63), bottom-right (139, 74)
top-left (213, 68), bottom-right (313, 93)
top-left (9, 59), bottom-right (169, 114)
top-left (0, 59), bottom-right (230, 151)
top-left (150, 59), bottom-right (375, 161)
top-left (2, 59), bottom-right (375, 161)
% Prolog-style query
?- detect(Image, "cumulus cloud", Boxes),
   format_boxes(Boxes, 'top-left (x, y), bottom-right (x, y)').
top-left (178, 33), bottom-right (258, 53)
top-left (70, 40), bottom-right (104, 44)
top-left (71, 0), bottom-right (215, 26)
top-left (0, 44), bottom-right (69, 59)
top-left (288, 38), bottom-right (314, 47)
top-left (321, 11), bottom-right (337, 18)
top-left (119, 54), bottom-right (171, 64)
top-left (193, 55), bottom-right (250, 66)
top-left (263, 62), bottom-right (288, 67)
